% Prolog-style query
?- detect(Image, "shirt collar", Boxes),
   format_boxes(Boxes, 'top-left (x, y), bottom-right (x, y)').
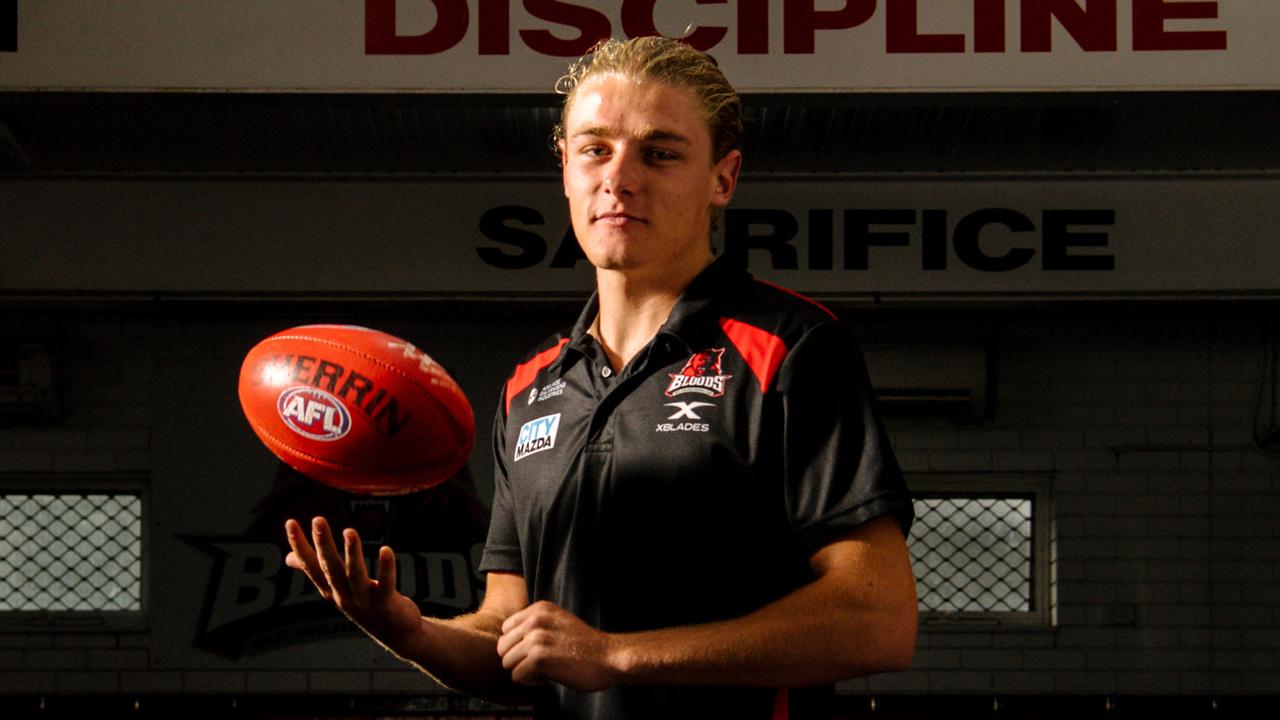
top-left (553, 254), bottom-right (753, 371)
top-left (550, 293), bottom-right (599, 374)
top-left (659, 253), bottom-right (751, 347)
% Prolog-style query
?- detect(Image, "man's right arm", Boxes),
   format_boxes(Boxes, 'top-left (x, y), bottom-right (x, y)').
top-left (283, 517), bottom-right (530, 703)
top-left (399, 571), bottom-right (531, 701)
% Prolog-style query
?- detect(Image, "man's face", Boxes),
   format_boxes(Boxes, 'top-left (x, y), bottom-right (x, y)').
top-left (559, 74), bottom-right (741, 281)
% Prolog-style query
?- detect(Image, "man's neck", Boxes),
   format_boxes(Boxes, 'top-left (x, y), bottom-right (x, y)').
top-left (591, 255), bottom-right (713, 372)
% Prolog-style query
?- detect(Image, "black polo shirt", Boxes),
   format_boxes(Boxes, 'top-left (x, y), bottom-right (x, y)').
top-left (480, 256), bottom-right (912, 720)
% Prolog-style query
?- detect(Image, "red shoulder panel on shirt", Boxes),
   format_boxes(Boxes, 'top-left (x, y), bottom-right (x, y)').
top-left (719, 317), bottom-right (788, 394)
top-left (504, 338), bottom-right (570, 415)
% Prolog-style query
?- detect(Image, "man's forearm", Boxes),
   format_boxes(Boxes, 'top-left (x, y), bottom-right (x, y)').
top-left (384, 611), bottom-right (532, 704)
top-left (610, 566), bottom-right (916, 688)
top-left (497, 517), bottom-right (917, 693)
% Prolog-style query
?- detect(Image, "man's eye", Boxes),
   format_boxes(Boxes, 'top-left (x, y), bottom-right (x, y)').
top-left (647, 148), bottom-right (678, 162)
top-left (581, 145), bottom-right (608, 157)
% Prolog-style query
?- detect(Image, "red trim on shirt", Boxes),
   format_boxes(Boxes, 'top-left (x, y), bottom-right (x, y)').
top-left (772, 687), bottom-right (789, 720)
top-left (504, 338), bottom-right (569, 414)
top-left (753, 278), bottom-right (838, 320)
top-left (719, 317), bottom-right (788, 394)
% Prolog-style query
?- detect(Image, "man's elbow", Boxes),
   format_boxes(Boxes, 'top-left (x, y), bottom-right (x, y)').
top-left (849, 597), bottom-right (918, 676)
top-left (878, 602), bottom-right (918, 672)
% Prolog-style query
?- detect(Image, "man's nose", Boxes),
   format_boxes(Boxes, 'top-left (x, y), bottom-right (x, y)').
top-left (601, 148), bottom-right (640, 196)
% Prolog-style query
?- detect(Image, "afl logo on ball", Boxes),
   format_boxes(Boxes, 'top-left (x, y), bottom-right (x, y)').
top-left (277, 387), bottom-right (352, 441)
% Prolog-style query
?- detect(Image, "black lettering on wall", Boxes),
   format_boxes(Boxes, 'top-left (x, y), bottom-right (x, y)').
top-left (723, 209), bottom-right (799, 270)
top-left (921, 209), bottom-right (948, 270)
top-left (1, 1), bottom-right (15, 52)
top-left (476, 206), bottom-right (548, 269)
top-left (549, 226), bottom-right (587, 268)
top-left (844, 210), bottom-right (914, 270)
top-left (1043, 209), bottom-right (1116, 271)
top-left (953, 208), bottom-right (1036, 272)
top-left (808, 209), bottom-right (834, 270)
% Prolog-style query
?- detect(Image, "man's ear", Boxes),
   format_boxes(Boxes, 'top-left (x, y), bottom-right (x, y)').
top-left (711, 149), bottom-right (742, 208)
top-left (559, 140), bottom-right (570, 198)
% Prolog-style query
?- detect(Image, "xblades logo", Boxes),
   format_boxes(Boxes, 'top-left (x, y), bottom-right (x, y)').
top-left (665, 401), bottom-right (714, 420)
top-left (656, 401), bottom-right (714, 433)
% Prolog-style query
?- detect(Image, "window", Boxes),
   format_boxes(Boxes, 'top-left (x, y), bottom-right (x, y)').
top-left (0, 475), bottom-right (146, 629)
top-left (909, 475), bottom-right (1051, 626)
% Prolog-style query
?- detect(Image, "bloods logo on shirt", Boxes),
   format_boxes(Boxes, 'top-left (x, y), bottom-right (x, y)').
top-left (666, 349), bottom-right (731, 398)
top-left (515, 413), bottom-right (560, 461)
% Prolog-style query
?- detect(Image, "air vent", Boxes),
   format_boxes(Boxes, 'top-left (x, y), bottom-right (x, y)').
top-left (862, 339), bottom-right (990, 420)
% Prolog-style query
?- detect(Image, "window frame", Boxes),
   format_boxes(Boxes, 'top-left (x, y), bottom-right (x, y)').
top-left (0, 473), bottom-right (149, 632)
top-left (908, 472), bottom-right (1053, 629)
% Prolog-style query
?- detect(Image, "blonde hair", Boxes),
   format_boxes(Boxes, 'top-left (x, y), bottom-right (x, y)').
top-left (552, 36), bottom-right (744, 162)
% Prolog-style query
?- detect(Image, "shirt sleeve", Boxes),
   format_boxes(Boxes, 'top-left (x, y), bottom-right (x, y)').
top-left (776, 320), bottom-right (913, 554)
top-left (478, 390), bottom-right (523, 575)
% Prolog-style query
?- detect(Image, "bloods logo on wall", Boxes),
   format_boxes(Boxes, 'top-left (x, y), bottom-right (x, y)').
top-left (187, 464), bottom-right (489, 661)
top-left (666, 349), bottom-right (731, 398)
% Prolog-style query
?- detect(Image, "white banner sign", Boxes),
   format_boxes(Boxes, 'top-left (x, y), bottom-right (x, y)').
top-left (3, 176), bottom-right (1278, 300)
top-left (0, 1), bottom-right (1274, 92)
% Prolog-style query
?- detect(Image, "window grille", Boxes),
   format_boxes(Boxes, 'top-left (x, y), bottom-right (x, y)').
top-left (0, 493), bottom-right (142, 612)
top-left (907, 480), bottom-right (1049, 626)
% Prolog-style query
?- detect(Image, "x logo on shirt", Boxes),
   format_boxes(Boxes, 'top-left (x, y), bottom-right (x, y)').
top-left (665, 401), bottom-right (715, 420)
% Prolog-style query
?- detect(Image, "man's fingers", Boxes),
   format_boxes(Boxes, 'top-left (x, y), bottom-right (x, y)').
top-left (501, 604), bottom-right (534, 634)
top-left (496, 603), bottom-right (615, 692)
top-left (344, 528), bottom-right (370, 585)
top-left (375, 546), bottom-right (398, 600)
top-left (284, 518), bottom-right (317, 567)
top-left (284, 518), bottom-right (331, 594)
top-left (497, 608), bottom-right (553, 682)
top-left (498, 633), bottom-right (523, 670)
top-left (502, 631), bottom-right (554, 686)
top-left (500, 631), bottom-right (537, 676)
top-left (311, 517), bottom-right (354, 599)
top-left (498, 606), bottom-right (539, 657)
top-left (496, 620), bottom-right (522, 658)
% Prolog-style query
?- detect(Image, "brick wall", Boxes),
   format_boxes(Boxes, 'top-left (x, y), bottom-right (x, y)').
top-left (0, 306), bottom-right (1276, 698)
top-left (851, 310), bottom-right (1279, 697)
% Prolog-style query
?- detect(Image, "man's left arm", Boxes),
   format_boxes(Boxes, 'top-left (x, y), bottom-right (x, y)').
top-left (496, 513), bottom-right (916, 691)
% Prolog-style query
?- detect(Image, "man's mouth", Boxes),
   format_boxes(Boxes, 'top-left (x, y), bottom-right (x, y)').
top-left (594, 211), bottom-right (645, 225)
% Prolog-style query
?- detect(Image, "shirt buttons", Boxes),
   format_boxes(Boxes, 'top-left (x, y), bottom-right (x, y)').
top-left (601, 366), bottom-right (613, 378)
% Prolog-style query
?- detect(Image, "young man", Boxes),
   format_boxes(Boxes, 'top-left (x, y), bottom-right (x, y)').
top-left (285, 37), bottom-right (916, 719)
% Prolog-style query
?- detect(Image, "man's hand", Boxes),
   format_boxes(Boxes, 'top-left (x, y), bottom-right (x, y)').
top-left (497, 601), bottom-right (624, 692)
top-left (283, 516), bottom-right (424, 654)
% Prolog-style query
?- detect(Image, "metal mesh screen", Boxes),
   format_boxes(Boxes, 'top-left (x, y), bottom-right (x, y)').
top-left (910, 496), bottom-right (1033, 613)
top-left (0, 493), bottom-right (142, 611)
